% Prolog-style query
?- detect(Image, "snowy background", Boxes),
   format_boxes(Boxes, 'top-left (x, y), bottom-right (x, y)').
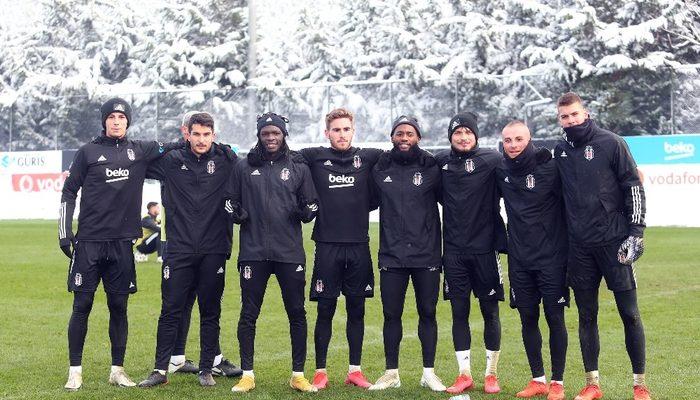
top-left (0, 0), bottom-right (698, 151)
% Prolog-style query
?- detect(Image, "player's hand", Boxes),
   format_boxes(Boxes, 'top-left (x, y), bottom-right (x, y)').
top-left (294, 201), bottom-right (318, 223)
top-left (59, 238), bottom-right (75, 259)
top-left (225, 199), bottom-right (249, 224)
top-left (617, 235), bottom-right (644, 265)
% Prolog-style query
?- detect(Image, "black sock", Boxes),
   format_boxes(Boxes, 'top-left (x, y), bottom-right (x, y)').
top-left (68, 291), bottom-right (95, 366)
top-left (518, 305), bottom-right (544, 378)
top-left (574, 288), bottom-right (600, 372)
top-left (450, 297), bottom-right (471, 350)
top-left (346, 296), bottom-right (366, 366)
top-left (106, 293), bottom-right (129, 366)
top-left (314, 298), bottom-right (337, 369)
top-left (543, 303), bottom-right (567, 381)
top-left (614, 289), bottom-right (646, 374)
top-left (480, 299), bottom-right (501, 351)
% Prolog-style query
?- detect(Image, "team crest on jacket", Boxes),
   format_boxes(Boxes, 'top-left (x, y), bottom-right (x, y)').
top-left (207, 160), bottom-right (215, 174)
top-left (353, 155), bottom-right (362, 169)
top-left (584, 145), bottom-right (595, 161)
top-left (242, 265), bottom-right (252, 280)
top-left (127, 148), bottom-right (135, 161)
top-left (465, 158), bottom-right (475, 173)
top-left (163, 266), bottom-right (170, 280)
top-left (413, 172), bottom-right (423, 186)
top-left (525, 174), bottom-right (535, 189)
top-left (74, 273), bottom-right (82, 287)
top-left (315, 279), bottom-right (324, 293)
top-left (280, 168), bottom-right (290, 181)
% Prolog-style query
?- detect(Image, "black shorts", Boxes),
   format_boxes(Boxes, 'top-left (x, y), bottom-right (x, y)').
top-left (67, 240), bottom-right (137, 294)
top-left (508, 258), bottom-right (569, 309)
top-left (443, 252), bottom-right (504, 301)
top-left (567, 241), bottom-right (638, 292)
top-left (310, 242), bottom-right (374, 300)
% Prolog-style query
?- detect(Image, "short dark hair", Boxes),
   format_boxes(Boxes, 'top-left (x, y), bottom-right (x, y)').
top-left (557, 92), bottom-right (584, 108)
top-left (188, 112), bottom-right (215, 133)
top-left (146, 201), bottom-right (159, 210)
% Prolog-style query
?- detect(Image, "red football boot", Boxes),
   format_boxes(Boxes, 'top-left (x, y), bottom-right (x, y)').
top-left (312, 370), bottom-right (328, 390)
top-left (344, 370), bottom-right (372, 389)
top-left (446, 374), bottom-right (474, 394)
top-left (574, 384), bottom-right (603, 400)
top-left (516, 380), bottom-right (548, 398)
top-left (484, 374), bottom-right (501, 394)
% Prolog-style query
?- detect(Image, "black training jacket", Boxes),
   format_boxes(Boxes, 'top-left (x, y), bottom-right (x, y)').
top-left (300, 146), bottom-right (383, 243)
top-left (496, 149), bottom-right (567, 269)
top-left (146, 144), bottom-right (236, 255)
top-left (230, 150), bottom-right (318, 265)
top-left (436, 147), bottom-right (507, 255)
top-left (372, 148), bottom-right (441, 269)
top-left (59, 135), bottom-right (179, 244)
top-left (554, 121), bottom-right (645, 246)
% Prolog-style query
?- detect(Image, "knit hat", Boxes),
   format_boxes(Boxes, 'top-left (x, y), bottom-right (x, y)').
top-left (391, 115), bottom-right (421, 138)
top-left (100, 97), bottom-right (132, 130)
top-left (256, 112), bottom-right (289, 136)
top-left (448, 112), bottom-right (479, 141)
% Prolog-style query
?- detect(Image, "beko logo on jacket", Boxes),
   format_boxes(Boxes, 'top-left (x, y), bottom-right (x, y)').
top-left (105, 167), bottom-right (130, 182)
top-left (328, 173), bottom-right (355, 188)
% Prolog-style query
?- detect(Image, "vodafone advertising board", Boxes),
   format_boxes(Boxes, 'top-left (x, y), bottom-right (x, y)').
top-left (0, 151), bottom-right (67, 219)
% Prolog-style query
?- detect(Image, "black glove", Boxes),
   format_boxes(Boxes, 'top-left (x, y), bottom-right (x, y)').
top-left (617, 235), bottom-right (644, 265)
top-left (225, 199), bottom-right (249, 224)
top-left (59, 237), bottom-right (75, 259)
top-left (294, 201), bottom-right (318, 223)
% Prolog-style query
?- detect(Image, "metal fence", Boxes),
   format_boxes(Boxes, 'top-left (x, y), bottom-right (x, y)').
top-left (1, 73), bottom-right (698, 152)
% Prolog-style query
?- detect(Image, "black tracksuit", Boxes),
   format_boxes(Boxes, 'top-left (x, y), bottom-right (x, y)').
top-left (300, 146), bottom-right (383, 369)
top-left (496, 144), bottom-right (568, 381)
top-left (60, 134), bottom-right (178, 367)
top-left (555, 120), bottom-right (645, 247)
top-left (135, 214), bottom-right (161, 255)
top-left (436, 146), bottom-right (506, 353)
top-left (229, 148), bottom-right (318, 372)
top-left (555, 119), bottom-right (647, 375)
top-left (372, 147), bottom-right (442, 369)
top-left (146, 144), bottom-right (236, 373)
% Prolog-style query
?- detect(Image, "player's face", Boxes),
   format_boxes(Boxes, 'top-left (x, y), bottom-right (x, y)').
top-left (149, 204), bottom-right (160, 217)
top-left (325, 117), bottom-right (354, 151)
top-left (501, 124), bottom-right (531, 159)
top-left (259, 126), bottom-right (284, 154)
top-left (391, 124), bottom-right (420, 152)
top-left (187, 123), bottom-right (216, 156)
top-left (180, 124), bottom-right (189, 139)
top-left (557, 102), bottom-right (589, 128)
top-left (104, 112), bottom-right (127, 139)
top-left (451, 127), bottom-right (477, 152)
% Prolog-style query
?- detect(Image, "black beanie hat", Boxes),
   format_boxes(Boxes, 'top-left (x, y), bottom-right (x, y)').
top-left (391, 115), bottom-right (421, 138)
top-left (101, 97), bottom-right (132, 130)
top-left (256, 112), bottom-right (289, 136)
top-left (448, 112), bottom-right (479, 141)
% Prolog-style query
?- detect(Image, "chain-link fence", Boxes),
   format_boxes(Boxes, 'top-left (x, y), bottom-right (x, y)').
top-left (1, 72), bottom-right (698, 152)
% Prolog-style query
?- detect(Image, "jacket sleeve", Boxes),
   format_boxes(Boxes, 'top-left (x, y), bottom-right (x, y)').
top-left (146, 157), bottom-right (166, 181)
top-left (225, 159), bottom-right (248, 224)
top-left (59, 148), bottom-right (87, 246)
top-left (295, 163), bottom-right (319, 223)
top-left (613, 139), bottom-right (646, 237)
top-left (137, 139), bottom-right (185, 162)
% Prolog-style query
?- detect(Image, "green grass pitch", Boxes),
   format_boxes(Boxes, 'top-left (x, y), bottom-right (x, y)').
top-left (0, 221), bottom-right (698, 399)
